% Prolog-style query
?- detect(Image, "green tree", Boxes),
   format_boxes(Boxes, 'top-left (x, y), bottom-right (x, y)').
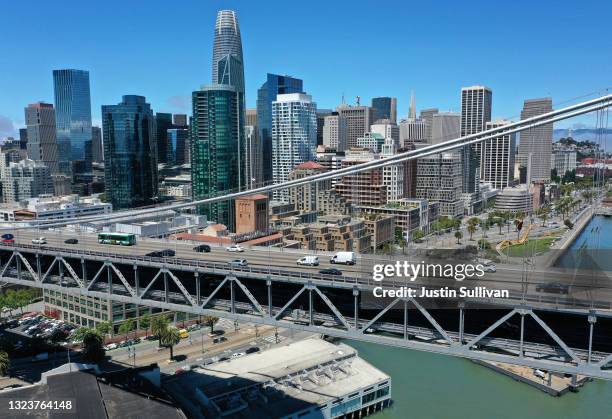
top-left (95, 321), bottom-right (112, 336)
top-left (537, 207), bottom-right (550, 227)
top-left (151, 315), bottom-right (170, 346)
top-left (412, 230), bottom-right (425, 243)
top-left (139, 314), bottom-right (151, 337)
top-left (80, 329), bottom-right (105, 363)
top-left (0, 350), bottom-right (9, 376)
top-left (203, 315), bottom-right (219, 334)
top-left (118, 319), bottom-right (135, 342)
top-left (454, 231), bottom-right (463, 245)
top-left (160, 326), bottom-right (181, 360)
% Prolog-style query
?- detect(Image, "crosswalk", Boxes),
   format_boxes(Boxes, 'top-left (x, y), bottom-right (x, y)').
top-left (263, 334), bottom-right (285, 344)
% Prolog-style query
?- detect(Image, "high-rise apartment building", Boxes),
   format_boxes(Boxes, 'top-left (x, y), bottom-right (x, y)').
top-left (371, 121), bottom-right (400, 147)
top-left (173, 114), bottom-right (188, 127)
top-left (91, 126), bottom-right (103, 163)
top-left (1, 159), bottom-right (54, 203)
top-left (25, 102), bottom-right (59, 174)
top-left (399, 118), bottom-right (427, 146)
top-left (102, 95), bottom-right (158, 210)
top-left (289, 161), bottom-right (329, 212)
top-left (155, 112), bottom-right (173, 164)
top-left (460, 86), bottom-right (492, 193)
top-left (419, 108), bottom-right (439, 143)
top-left (481, 120), bottom-right (516, 189)
top-left (371, 97), bottom-right (397, 123)
top-left (53, 69), bottom-right (92, 174)
top-left (316, 109), bottom-right (333, 146)
top-left (518, 98), bottom-right (553, 182)
top-left (322, 113), bottom-right (347, 151)
top-left (431, 112), bottom-right (460, 145)
top-left (334, 148), bottom-right (387, 207)
top-left (256, 74), bottom-right (304, 182)
top-left (271, 93), bottom-right (317, 201)
top-left (166, 128), bottom-right (188, 165)
top-left (192, 85), bottom-right (244, 230)
top-left (336, 104), bottom-right (373, 149)
top-left (245, 125), bottom-right (263, 189)
top-left (416, 151), bottom-right (463, 217)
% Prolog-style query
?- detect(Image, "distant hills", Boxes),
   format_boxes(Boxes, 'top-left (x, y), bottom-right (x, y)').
top-left (553, 128), bottom-right (612, 142)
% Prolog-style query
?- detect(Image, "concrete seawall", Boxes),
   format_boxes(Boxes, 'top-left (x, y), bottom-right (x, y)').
top-left (544, 205), bottom-right (595, 267)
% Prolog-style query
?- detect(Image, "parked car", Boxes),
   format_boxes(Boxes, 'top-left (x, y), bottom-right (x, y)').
top-left (226, 244), bottom-right (244, 253)
top-left (193, 244), bottom-right (211, 253)
top-left (1, 234), bottom-right (14, 244)
top-left (32, 237), bottom-right (47, 245)
top-left (483, 264), bottom-right (497, 273)
top-left (297, 256), bottom-right (319, 266)
top-left (319, 268), bottom-right (343, 276)
top-left (535, 282), bottom-right (569, 294)
top-left (105, 343), bottom-right (118, 350)
top-left (245, 346), bottom-right (260, 354)
top-left (212, 336), bottom-right (227, 344)
top-left (228, 259), bottom-right (248, 268)
top-left (231, 352), bottom-right (246, 359)
top-left (64, 238), bottom-right (79, 244)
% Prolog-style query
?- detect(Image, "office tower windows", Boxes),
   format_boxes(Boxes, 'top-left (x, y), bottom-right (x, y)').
top-left (102, 95), bottom-right (158, 210)
top-left (323, 112), bottom-right (347, 151)
top-left (91, 126), bottom-right (103, 163)
top-left (518, 98), bottom-right (553, 182)
top-left (53, 69), bottom-right (92, 174)
top-left (316, 109), bottom-right (333, 146)
top-left (191, 85), bottom-right (244, 231)
top-left (173, 114), bottom-right (188, 127)
top-left (371, 97), bottom-right (397, 123)
top-left (481, 120), bottom-right (516, 189)
top-left (24, 102), bottom-right (59, 174)
top-left (460, 86), bottom-right (492, 193)
top-left (155, 113), bottom-right (173, 164)
top-left (271, 93), bottom-right (317, 201)
top-left (256, 74), bottom-right (304, 182)
top-left (419, 108), bottom-right (439, 143)
top-left (431, 112), bottom-right (460, 145)
top-left (336, 104), bottom-right (373, 149)
top-left (167, 128), bottom-right (188, 165)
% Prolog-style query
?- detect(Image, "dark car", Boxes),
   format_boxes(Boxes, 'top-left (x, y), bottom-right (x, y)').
top-left (319, 268), bottom-right (343, 276)
top-left (193, 244), bottom-right (211, 253)
top-left (245, 346), bottom-right (260, 354)
top-left (64, 238), bottom-right (79, 244)
top-left (159, 249), bottom-right (176, 257)
top-left (535, 282), bottom-right (570, 294)
top-left (146, 251), bottom-right (161, 257)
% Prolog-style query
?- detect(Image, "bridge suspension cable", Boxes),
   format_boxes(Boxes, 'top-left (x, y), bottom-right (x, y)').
top-left (4, 93), bottom-right (612, 230)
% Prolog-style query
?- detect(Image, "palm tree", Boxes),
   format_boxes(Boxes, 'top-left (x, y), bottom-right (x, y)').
top-left (139, 314), bottom-right (151, 338)
top-left (203, 315), bottom-right (219, 334)
top-left (151, 315), bottom-right (170, 347)
top-left (161, 326), bottom-right (181, 360)
top-left (537, 207), bottom-right (550, 227)
top-left (454, 231), bottom-right (463, 245)
top-left (467, 224), bottom-right (477, 241)
top-left (0, 350), bottom-right (9, 376)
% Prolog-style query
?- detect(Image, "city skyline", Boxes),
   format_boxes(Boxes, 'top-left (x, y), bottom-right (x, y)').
top-left (1, 0), bottom-right (610, 139)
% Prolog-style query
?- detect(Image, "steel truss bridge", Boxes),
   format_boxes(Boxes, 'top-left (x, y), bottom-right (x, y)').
top-left (1, 244), bottom-right (612, 380)
top-left (0, 93), bottom-right (611, 380)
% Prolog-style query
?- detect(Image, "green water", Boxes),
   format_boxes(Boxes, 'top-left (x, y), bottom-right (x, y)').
top-left (349, 215), bottom-right (612, 418)
top-left (348, 340), bottom-right (612, 419)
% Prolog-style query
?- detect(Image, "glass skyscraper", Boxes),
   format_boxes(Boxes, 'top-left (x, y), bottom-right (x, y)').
top-left (256, 74), bottom-right (304, 182)
top-left (155, 112), bottom-right (173, 164)
top-left (371, 97), bottom-right (397, 123)
top-left (53, 69), bottom-right (92, 173)
top-left (102, 95), bottom-right (158, 210)
top-left (191, 85), bottom-right (243, 231)
top-left (212, 10), bottom-right (244, 91)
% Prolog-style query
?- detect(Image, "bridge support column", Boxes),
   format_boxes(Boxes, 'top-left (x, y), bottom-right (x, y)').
top-left (353, 287), bottom-right (359, 329)
top-left (458, 302), bottom-right (465, 344)
top-left (519, 312), bottom-right (526, 359)
top-left (58, 258), bottom-right (64, 281)
top-left (37, 254), bottom-right (42, 280)
top-left (309, 285), bottom-right (313, 326)
top-left (267, 279), bottom-right (272, 316)
top-left (81, 258), bottom-right (87, 285)
top-left (107, 263), bottom-right (113, 295)
top-left (163, 271), bottom-right (168, 303)
top-left (588, 314), bottom-right (597, 364)
top-left (230, 277), bottom-right (235, 314)
top-left (16, 253), bottom-right (21, 280)
top-left (403, 300), bottom-right (408, 340)
top-left (195, 272), bottom-right (200, 305)
top-left (134, 265), bottom-right (139, 297)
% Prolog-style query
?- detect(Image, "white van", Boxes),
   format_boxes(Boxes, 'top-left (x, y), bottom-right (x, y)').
top-left (297, 256), bottom-right (319, 266)
top-left (330, 252), bottom-right (356, 265)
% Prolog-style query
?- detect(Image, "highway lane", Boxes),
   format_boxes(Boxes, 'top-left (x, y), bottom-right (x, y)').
top-left (5, 229), bottom-right (612, 302)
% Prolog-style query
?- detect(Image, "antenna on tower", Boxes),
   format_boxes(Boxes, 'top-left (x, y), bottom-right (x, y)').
top-left (356, 96), bottom-right (361, 106)
top-left (341, 92), bottom-right (345, 104)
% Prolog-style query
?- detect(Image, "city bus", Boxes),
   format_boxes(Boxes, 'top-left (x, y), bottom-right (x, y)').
top-left (97, 232), bottom-right (137, 246)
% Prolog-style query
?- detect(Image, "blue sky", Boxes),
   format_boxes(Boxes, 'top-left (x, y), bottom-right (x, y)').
top-left (0, 0), bottom-right (610, 138)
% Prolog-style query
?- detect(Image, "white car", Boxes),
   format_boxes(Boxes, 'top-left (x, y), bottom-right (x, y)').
top-left (483, 264), bottom-right (497, 273)
top-left (297, 256), bottom-right (319, 266)
top-left (231, 352), bottom-right (246, 358)
top-left (226, 244), bottom-right (244, 252)
top-left (32, 237), bottom-right (47, 245)
top-left (104, 343), bottom-right (118, 350)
